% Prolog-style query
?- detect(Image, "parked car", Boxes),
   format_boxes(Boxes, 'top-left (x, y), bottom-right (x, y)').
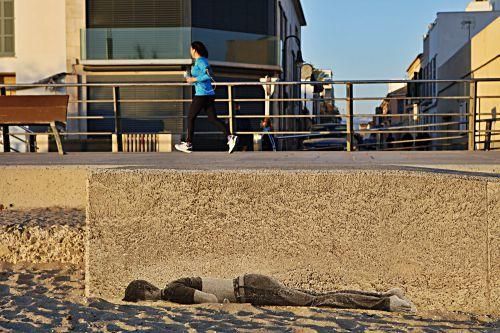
top-left (301, 123), bottom-right (362, 151)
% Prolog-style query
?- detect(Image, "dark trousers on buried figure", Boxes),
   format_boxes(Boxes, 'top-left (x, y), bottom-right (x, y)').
top-left (187, 95), bottom-right (230, 144)
top-left (239, 274), bottom-right (391, 311)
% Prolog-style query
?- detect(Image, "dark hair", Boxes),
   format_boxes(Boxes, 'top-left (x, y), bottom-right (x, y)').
top-left (191, 41), bottom-right (209, 58)
top-left (123, 280), bottom-right (159, 302)
top-left (261, 117), bottom-right (272, 129)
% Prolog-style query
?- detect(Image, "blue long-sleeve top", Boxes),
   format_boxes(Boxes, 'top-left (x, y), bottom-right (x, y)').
top-left (191, 57), bottom-right (215, 96)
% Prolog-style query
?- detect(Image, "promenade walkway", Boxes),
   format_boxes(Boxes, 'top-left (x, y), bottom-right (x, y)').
top-left (1, 151), bottom-right (499, 174)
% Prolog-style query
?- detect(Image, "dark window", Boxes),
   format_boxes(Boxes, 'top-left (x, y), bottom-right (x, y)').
top-left (86, 75), bottom-right (185, 134)
top-left (397, 100), bottom-right (405, 114)
top-left (86, 0), bottom-right (185, 28)
top-left (192, 0), bottom-right (276, 35)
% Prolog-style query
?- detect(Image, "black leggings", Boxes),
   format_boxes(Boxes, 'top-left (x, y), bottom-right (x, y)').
top-left (187, 96), bottom-right (230, 143)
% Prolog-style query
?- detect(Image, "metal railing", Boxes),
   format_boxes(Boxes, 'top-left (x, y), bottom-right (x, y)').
top-left (1, 78), bottom-right (499, 152)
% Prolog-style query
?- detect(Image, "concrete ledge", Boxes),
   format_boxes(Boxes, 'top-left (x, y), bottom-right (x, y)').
top-left (0, 167), bottom-right (87, 209)
top-left (86, 169), bottom-right (499, 314)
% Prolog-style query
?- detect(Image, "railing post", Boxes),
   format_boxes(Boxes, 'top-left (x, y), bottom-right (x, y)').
top-left (346, 82), bottom-right (354, 152)
top-left (228, 85), bottom-right (234, 135)
top-left (106, 28), bottom-right (113, 60)
top-left (1, 87), bottom-right (10, 152)
top-left (113, 86), bottom-right (122, 152)
top-left (468, 80), bottom-right (477, 151)
top-left (485, 119), bottom-right (492, 151)
top-left (1, 126), bottom-right (10, 153)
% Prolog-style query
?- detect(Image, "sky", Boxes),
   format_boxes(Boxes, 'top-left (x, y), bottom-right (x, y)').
top-left (301, 0), bottom-right (473, 114)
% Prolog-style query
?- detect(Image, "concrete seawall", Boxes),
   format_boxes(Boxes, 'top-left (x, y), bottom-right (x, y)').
top-left (0, 167), bottom-right (87, 209)
top-left (86, 169), bottom-right (500, 314)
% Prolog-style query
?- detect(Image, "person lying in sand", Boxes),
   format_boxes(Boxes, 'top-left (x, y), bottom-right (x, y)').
top-left (123, 273), bottom-right (416, 313)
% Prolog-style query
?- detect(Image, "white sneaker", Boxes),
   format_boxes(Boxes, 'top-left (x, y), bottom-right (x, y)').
top-left (227, 135), bottom-right (238, 154)
top-left (175, 142), bottom-right (192, 154)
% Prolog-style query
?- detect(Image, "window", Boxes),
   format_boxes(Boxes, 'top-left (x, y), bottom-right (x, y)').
top-left (87, 0), bottom-right (184, 28)
top-left (192, 0), bottom-right (276, 35)
top-left (86, 75), bottom-right (185, 134)
top-left (397, 100), bottom-right (405, 114)
top-left (0, 0), bottom-right (14, 56)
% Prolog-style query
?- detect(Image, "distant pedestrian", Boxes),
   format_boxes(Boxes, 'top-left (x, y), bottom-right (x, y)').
top-left (175, 41), bottom-right (238, 154)
top-left (261, 117), bottom-right (276, 151)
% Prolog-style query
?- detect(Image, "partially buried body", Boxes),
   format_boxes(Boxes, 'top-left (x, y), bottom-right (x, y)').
top-left (123, 274), bottom-right (416, 313)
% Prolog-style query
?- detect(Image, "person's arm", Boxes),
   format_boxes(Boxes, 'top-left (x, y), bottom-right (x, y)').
top-left (162, 277), bottom-right (211, 304)
top-left (193, 290), bottom-right (218, 303)
top-left (190, 60), bottom-right (212, 83)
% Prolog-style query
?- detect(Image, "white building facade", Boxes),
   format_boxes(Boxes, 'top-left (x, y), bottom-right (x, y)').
top-left (420, 0), bottom-right (500, 147)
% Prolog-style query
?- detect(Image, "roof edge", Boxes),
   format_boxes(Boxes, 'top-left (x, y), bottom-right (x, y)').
top-left (293, 0), bottom-right (307, 26)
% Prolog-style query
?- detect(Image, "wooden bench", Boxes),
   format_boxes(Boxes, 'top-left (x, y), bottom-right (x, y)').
top-left (0, 95), bottom-right (69, 155)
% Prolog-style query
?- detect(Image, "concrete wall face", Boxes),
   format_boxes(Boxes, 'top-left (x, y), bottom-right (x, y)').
top-left (65, 0), bottom-right (85, 72)
top-left (64, 0), bottom-right (86, 136)
top-left (489, 181), bottom-right (500, 310)
top-left (0, 0), bottom-right (67, 83)
top-left (86, 169), bottom-right (499, 314)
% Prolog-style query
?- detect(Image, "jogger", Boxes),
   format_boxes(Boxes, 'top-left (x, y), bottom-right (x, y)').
top-left (187, 96), bottom-right (230, 144)
top-left (175, 40), bottom-right (238, 154)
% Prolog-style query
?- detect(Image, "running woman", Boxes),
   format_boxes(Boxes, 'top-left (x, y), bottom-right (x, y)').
top-left (175, 41), bottom-right (238, 154)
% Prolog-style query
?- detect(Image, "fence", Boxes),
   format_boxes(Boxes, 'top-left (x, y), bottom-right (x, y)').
top-left (1, 79), bottom-right (499, 152)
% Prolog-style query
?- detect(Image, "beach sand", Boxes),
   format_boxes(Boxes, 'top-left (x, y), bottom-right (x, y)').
top-left (1, 209), bottom-right (499, 332)
top-left (0, 208), bottom-right (85, 265)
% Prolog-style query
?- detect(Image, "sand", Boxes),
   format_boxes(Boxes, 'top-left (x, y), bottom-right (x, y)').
top-left (1, 263), bottom-right (499, 333)
top-left (0, 208), bottom-right (85, 265)
top-left (1, 209), bottom-right (499, 332)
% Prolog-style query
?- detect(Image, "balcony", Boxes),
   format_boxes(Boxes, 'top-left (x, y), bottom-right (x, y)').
top-left (81, 27), bottom-right (279, 67)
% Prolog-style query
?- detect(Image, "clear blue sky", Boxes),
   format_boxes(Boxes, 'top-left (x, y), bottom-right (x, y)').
top-left (301, 0), bottom-right (472, 114)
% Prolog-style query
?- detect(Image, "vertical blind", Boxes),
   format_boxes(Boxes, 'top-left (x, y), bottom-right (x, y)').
top-left (87, 0), bottom-right (276, 35)
top-left (86, 0), bottom-right (184, 28)
top-left (192, 0), bottom-right (276, 36)
top-left (86, 75), bottom-right (185, 134)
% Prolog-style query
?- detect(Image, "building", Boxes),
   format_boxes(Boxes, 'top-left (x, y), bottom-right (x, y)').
top-left (372, 83), bottom-right (408, 150)
top-left (405, 53), bottom-right (422, 129)
top-left (418, 0), bottom-right (500, 149)
top-left (465, 0), bottom-right (500, 11)
top-left (0, 0), bottom-right (306, 152)
top-left (438, 16), bottom-right (500, 150)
